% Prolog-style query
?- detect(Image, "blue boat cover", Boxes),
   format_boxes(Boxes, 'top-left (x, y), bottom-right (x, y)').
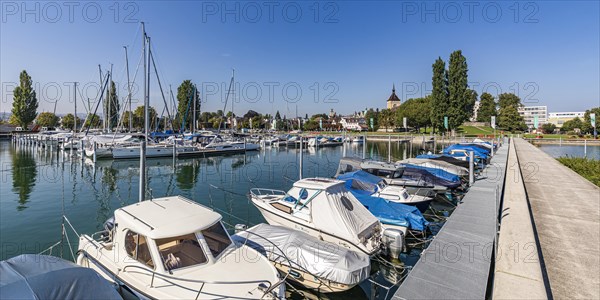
top-left (400, 164), bottom-right (461, 182)
top-left (352, 192), bottom-right (429, 231)
top-left (337, 170), bottom-right (383, 186)
top-left (402, 167), bottom-right (462, 189)
top-left (336, 171), bottom-right (429, 230)
top-left (443, 144), bottom-right (489, 159)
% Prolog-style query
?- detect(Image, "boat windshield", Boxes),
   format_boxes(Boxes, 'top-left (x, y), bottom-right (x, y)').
top-left (201, 222), bottom-right (232, 258)
top-left (156, 233), bottom-right (208, 271)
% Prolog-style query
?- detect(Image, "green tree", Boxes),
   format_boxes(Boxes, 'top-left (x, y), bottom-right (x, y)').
top-left (378, 109), bottom-right (396, 132)
top-left (498, 105), bottom-right (526, 132)
top-left (397, 96), bottom-right (432, 132)
top-left (61, 113), bottom-right (81, 130)
top-left (36, 112), bottom-right (58, 127)
top-left (447, 50), bottom-right (471, 130)
top-left (364, 108), bottom-right (380, 131)
top-left (303, 119), bottom-right (319, 131)
top-left (133, 106), bottom-right (158, 130)
top-left (275, 110), bottom-right (281, 120)
top-left (498, 93), bottom-right (521, 110)
top-left (476, 92), bottom-right (497, 123)
top-left (497, 93), bottom-right (526, 132)
top-left (176, 80), bottom-right (200, 131)
top-left (121, 111), bottom-right (133, 130)
top-left (104, 81), bottom-right (119, 129)
top-left (541, 123), bottom-right (557, 134)
top-left (561, 117), bottom-right (584, 133)
top-left (430, 57), bottom-right (448, 132)
top-left (10, 70), bottom-right (39, 128)
top-left (582, 107), bottom-right (600, 134)
top-left (84, 113), bottom-right (102, 128)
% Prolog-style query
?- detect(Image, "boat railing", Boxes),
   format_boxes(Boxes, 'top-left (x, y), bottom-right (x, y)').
top-left (121, 264), bottom-right (278, 300)
top-left (249, 188), bottom-right (287, 199)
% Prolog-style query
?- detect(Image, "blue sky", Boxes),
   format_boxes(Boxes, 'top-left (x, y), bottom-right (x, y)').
top-left (1, 1), bottom-right (599, 117)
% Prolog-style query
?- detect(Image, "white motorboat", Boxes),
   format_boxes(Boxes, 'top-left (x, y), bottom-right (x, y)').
top-left (250, 178), bottom-right (382, 256)
top-left (77, 196), bottom-right (284, 299)
top-left (398, 158), bottom-right (469, 177)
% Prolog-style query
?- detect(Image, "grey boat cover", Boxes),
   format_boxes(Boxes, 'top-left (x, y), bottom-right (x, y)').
top-left (233, 224), bottom-right (370, 286)
top-left (0, 254), bottom-right (122, 300)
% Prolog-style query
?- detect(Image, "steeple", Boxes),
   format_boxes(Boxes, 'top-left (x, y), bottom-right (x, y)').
top-left (387, 84), bottom-right (401, 109)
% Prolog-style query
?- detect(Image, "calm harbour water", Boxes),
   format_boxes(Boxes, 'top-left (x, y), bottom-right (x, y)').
top-left (0, 139), bottom-right (443, 298)
top-left (535, 143), bottom-right (600, 160)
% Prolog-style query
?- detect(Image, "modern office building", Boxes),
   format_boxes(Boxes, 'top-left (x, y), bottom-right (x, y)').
top-left (547, 112), bottom-right (585, 128)
top-left (518, 105), bottom-right (548, 129)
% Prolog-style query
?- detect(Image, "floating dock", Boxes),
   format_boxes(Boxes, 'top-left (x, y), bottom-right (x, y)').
top-left (393, 138), bottom-right (600, 299)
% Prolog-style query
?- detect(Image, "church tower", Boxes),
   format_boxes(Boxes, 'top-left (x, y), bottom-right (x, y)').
top-left (387, 84), bottom-right (401, 109)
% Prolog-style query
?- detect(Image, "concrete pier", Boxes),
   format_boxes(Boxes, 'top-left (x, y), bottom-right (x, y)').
top-left (510, 138), bottom-right (600, 299)
top-left (393, 143), bottom-right (508, 299)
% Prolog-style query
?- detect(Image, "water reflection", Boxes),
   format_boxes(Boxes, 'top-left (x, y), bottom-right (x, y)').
top-left (11, 146), bottom-right (37, 211)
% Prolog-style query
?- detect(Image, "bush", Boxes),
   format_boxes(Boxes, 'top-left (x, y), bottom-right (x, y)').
top-left (557, 156), bottom-right (600, 187)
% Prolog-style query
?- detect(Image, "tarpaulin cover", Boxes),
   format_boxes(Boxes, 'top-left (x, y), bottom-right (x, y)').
top-left (337, 170), bottom-right (384, 194)
top-left (232, 224), bottom-right (371, 285)
top-left (351, 192), bottom-right (429, 231)
top-left (399, 163), bottom-right (461, 182)
top-left (444, 144), bottom-right (489, 159)
top-left (310, 184), bottom-right (380, 244)
top-left (399, 158), bottom-right (468, 176)
top-left (416, 154), bottom-right (470, 169)
top-left (0, 254), bottom-right (122, 300)
top-left (402, 167), bottom-right (462, 189)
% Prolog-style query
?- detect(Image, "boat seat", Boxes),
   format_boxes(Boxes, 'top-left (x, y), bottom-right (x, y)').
top-left (164, 253), bottom-right (181, 270)
top-left (271, 202), bottom-right (293, 214)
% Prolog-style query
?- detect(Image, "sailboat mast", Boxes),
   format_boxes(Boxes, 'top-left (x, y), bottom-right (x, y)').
top-left (192, 84), bottom-right (196, 134)
top-left (98, 65), bottom-right (105, 132)
top-left (139, 21), bottom-right (147, 202)
top-left (124, 46), bottom-right (133, 133)
top-left (231, 68), bottom-right (234, 131)
top-left (146, 36), bottom-right (151, 136)
top-left (108, 63), bottom-right (113, 133)
top-left (73, 82), bottom-right (77, 133)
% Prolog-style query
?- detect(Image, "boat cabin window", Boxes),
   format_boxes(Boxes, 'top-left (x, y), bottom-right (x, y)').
top-left (201, 222), bottom-right (232, 258)
top-left (402, 191), bottom-right (410, 200)
top-left (156, 233), bottom-right (207, 270)
top-left (125, 230), bottom-right (155, 269)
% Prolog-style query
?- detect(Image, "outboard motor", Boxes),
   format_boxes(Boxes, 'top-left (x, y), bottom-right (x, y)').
top-left (101, 216), bottom-right (115, 242)
top-left (382, 228), bottom-right (405, 260)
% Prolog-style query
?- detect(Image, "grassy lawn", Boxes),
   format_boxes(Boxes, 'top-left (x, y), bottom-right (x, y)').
top-left (458, 125), bottom-right (496, 136)
top-left (557, 157), bottom-right (600, 187)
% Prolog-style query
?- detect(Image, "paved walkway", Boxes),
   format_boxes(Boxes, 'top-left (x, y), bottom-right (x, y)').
top-left (513, 138), bottom-right (600, 299)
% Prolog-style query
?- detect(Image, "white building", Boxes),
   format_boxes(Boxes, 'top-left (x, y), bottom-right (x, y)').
top-left (518, 105), bottom-right (548, 129)
top-left (547, 112), bottom-right (585, 128)
top-left (340, 117), bottom-right (367, 131)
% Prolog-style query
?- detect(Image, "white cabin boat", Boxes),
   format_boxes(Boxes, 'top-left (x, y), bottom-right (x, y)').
top-left (398, 158), bottom-right (469, 176)
top-left (250, 178), bottom-right (382, 256)
top-left (77, 196), bottom-right (284, 299)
